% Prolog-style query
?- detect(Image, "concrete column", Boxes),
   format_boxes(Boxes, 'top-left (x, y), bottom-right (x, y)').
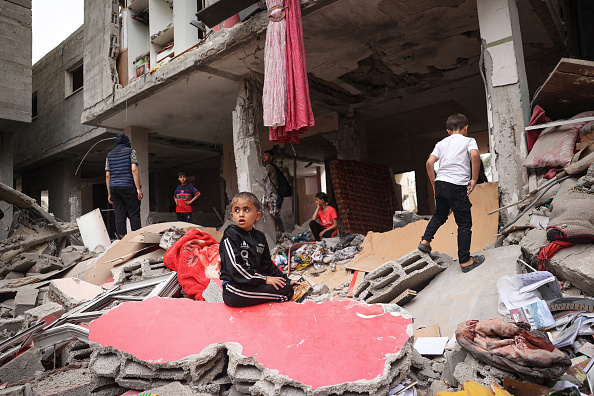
top-left (123, 126), bottom-right (150, 226)
top-left (0, 133), bottom-right (13, 239)
top-left (62, 160), bottom-right (82, 222)
top-left (333, 109), bottom-right (367, 161)
top-left (231, 77), bottom-right (275, 244)
top-left (477, 0), bottom-right (530, 224)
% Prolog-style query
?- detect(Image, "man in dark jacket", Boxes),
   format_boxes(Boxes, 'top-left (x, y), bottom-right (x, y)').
top-left (105, 133), bottom-right (143, 237)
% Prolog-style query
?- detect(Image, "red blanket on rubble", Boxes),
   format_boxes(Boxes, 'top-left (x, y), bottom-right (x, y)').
top-left (163, 228), bottom-right (221, 301)
top-left (456, 319), bottom-right (570, 379)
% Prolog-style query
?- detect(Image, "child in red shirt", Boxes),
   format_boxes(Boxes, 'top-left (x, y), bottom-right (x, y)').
top-left (309, 192), bottom-right (338, 241)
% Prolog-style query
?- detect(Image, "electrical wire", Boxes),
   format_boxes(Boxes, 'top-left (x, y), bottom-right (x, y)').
top-left (74, 137), bottom-right (117, 175)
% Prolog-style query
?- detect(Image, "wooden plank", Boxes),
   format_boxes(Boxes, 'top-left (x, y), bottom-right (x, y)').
top-left (532, 58), bottom-right (594, 120)
top-left (346, 183), bottom-right (499, 272)
top-left (196, 0), bottom-right (257, 28)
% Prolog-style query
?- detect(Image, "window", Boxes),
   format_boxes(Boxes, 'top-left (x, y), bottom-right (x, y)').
top-left (66, 62), bottom-right (83, 96)
top-left (32, 92), bottom-right (37, 119)
top-left (40, 189), bottom-right (49, 212)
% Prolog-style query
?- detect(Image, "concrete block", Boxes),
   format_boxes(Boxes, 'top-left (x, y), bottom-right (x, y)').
top-left (59, 246), bottom-right (90, 267)
top-left (48, 278), bottom-right (104, 310)
top-left (14, 287), bottom-right (39, 317)
top-left (60, 340), bottom-right (92, 366)
top-left (0, 317), bottom-right (24, 333)
top-left (8, 253), bottom-right (38, 273)
top-left (0, 347), bottom-right (44, 385)
top-left (353, 251), bottom-right (448, 303)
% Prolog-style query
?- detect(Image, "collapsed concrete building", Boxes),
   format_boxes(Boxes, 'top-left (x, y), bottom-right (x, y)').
top-left (8, 0), bottom-right (594, 239)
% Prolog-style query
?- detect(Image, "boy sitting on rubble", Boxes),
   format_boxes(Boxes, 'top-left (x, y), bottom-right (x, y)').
top-left (219, 192), bottom-right (297, 307)
top-left (418, 114), bottom-right (485, 273)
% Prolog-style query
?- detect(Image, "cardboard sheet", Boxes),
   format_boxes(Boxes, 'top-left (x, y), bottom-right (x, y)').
top-left (346, 182), bottom-right (499, 272)
top-left (81, 222), bottom-right (221, 286)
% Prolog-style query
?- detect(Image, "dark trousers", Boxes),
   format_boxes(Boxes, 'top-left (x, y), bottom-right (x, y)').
top-left (111, 186), bottom-right (141, 237)
top-left (176, 212), bottom-right (192, 223)
top-left (422, 181), bottom-right (472, 263)
top-left (273, 193), bottom-right (285, 232)
top-left (309, 220), bottom-right (334, 241)
top-left (223, 280), bottom-right (294, 307)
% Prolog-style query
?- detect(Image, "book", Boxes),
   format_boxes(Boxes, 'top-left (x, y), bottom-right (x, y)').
top-left (509, 300), bottom-right (555, 329)
top-left (291, 276), bottom-right (314, 303)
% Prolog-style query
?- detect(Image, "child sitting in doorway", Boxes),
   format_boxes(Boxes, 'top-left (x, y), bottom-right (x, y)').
top-left (219, 192), bottom-right (296, 307)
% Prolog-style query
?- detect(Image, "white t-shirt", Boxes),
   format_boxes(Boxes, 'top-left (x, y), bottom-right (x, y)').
top-left (431, 134), bottom-right (479, 186)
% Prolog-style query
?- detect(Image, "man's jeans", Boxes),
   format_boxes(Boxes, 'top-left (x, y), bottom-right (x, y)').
top-left (422, 181), bottom-right (472, 263)
top-left (111, 186), bottom-right (141, 237)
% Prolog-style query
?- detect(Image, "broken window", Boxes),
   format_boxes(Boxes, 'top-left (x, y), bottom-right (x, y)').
top-left (40, 189), bottom-right (49, 212)
top-left (66, 62), bottom-right (83, 96)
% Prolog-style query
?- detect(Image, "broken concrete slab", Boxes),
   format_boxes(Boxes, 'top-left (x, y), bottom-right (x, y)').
top-left (521, 228), bottom-right (594, 295)
top-left (0, 347), bottom-right (44, 385)
top-left (353, 251), bottom-right (452, 304)
top-left (23, 302), bottom-right (64, 326)
top-left (0, 223), bottom-right (79, 254)
top-left (28, 254), bottom-right (65, 274)
top-left (14, 287), bottom-right (39, 317)
top-left (89, 298), bottom-right (413, 394)
top-left (0, 317), bottom-right (25, 334)
top-left (453, 352), bottom-right (521, 388)
top-left (48, 278), bottom-right (104, 311)
top-left (140, 381), bottom-right (212, 395)
top-left (404, 245), bottom-right (522, 337)
top-left (3, 272), bottom-right (24, 280)
top-left (59, 246), bottom-right (91, 268)
top-left (29, 365), bottom-right (92, 396)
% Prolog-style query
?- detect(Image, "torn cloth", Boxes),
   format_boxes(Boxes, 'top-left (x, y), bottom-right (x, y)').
top-left (269, 0), bottom-right (315, 144)
top-left (526, 105), bottom-right (551, 152)
top-left (163, 228), bottom-right (221, 300)
top-left (456, 319), bottom-right (570, 379)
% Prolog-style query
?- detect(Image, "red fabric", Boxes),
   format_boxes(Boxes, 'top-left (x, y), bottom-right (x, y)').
top-left (163, 229), bottom-right (221, 301)
top-left (526, 105), bottom-right (551, 153)
top-left (317, 206), bottom-right (338, 237)
top-left (538, 241), bottom-right (574, 271)
top-left (543, 168), bottom-right (559, 179)
top-left (269, 0), bottom-right (315, 144)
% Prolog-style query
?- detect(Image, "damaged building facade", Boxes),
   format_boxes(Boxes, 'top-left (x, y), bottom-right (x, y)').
top-left (10, 0), bottom-right (594, 237)
top-left (0, 0), bottom-right (32, 238)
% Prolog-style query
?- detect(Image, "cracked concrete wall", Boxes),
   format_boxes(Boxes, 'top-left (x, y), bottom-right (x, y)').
top-left (477, 0), bottom-right (530, 225)
top-left (232, 76), bottom-right (275, 244)
top-left (326, 109), bottom-right (368, 161)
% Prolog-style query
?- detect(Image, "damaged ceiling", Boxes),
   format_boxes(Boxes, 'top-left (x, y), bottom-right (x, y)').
top-left (87, 0), bottom-right (565, 165)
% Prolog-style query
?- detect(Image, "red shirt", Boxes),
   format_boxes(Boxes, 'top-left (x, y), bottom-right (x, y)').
top-left (317, 206), bottom-right (338, 237)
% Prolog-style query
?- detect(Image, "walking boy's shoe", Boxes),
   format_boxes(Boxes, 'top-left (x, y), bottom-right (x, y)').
top-left (417, 242), bottom-right (432, 253)
top-left (461, 255), bottom-right (485, 273)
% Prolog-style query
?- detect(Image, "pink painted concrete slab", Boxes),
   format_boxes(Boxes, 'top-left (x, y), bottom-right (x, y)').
top-left (89, 298), bottom-right (411, 388)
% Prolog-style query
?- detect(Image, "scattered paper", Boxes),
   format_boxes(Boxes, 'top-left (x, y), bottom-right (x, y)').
top-left (509, 300), bottom-right (555, 329)
top-left (413, 337), bottom-right (449, 355)
top-left (579, 342), bottom-right (594, 357)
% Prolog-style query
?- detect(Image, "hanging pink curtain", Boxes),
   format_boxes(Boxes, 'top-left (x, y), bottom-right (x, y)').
top-left (269, 0), bottom-right (315, 144)
top-left (262, 0), bottom-right (287, 129)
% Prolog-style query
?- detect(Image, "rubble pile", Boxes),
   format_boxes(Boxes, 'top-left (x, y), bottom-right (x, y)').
top-left (0, 123), bottom-right (593, 395)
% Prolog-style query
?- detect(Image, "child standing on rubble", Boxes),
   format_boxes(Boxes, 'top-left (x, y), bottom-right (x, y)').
top-left (418, 114), bottom-right (485, 273)
top-left (219, 192), bottom-right (297, 307)
top-left (174, 171), bottom-right (201, 223)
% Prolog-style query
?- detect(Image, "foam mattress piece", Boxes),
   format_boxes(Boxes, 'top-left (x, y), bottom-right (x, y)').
top-left (89, 298), bottom-right (412, 388)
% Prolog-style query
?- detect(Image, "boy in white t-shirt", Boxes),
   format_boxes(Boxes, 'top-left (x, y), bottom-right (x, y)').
top-left (418, 114), bottom-right (485, 273)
